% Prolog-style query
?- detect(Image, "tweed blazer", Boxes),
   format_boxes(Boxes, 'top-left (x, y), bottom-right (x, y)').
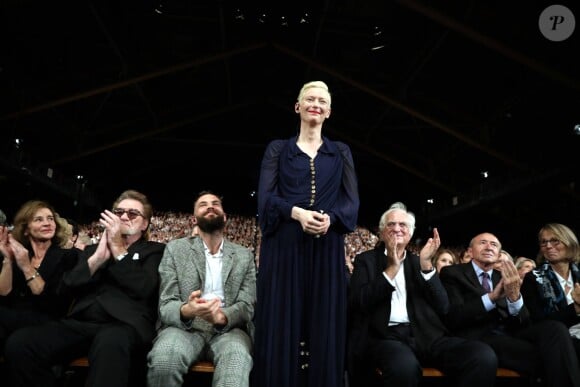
top-left (157, 236), bottom-right (256, 336)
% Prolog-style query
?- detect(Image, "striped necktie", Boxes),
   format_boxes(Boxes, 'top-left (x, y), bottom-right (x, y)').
top-left (481, 272), bottom-right (492, 293)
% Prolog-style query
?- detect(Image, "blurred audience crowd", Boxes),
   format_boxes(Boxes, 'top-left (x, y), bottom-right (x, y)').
top-left (73, 211), bottom-right (521, 271)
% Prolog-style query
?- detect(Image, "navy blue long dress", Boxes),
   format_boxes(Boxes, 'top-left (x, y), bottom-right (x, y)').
top-left (252, 136), bottom-right (359, 387)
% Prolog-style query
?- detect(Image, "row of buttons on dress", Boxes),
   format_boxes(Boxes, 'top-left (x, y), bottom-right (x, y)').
top-left (300, 341), bottom-right (310, 369)
top-left (309, 159), bottom-right (316, 207)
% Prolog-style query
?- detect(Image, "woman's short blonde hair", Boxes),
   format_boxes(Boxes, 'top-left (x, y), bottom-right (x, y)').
top-left (297, 81), bottom-right (331, 106)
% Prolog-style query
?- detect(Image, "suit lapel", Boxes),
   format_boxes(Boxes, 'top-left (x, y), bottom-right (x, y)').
top-left (221, 242), bottom-right (234, 287)
top-left (463, 264), bottom-right (481, 289)
top-left (190, 238), bottom-right (206, 286)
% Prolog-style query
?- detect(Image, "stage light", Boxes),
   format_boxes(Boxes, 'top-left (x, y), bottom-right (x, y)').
top-left (234, 8), bottom-right (244, 21)
top-left (257, 13), bottom-right (267, 24)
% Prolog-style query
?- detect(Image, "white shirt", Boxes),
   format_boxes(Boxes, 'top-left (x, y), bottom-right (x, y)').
top-left (202, 239), bottom-right (225, 306)
top-left (552, 270), bottom-right (580, 339)
top-left (382, 249), bottom-right (410, 326)
top-left (553, 270), bottom-right (574, 305)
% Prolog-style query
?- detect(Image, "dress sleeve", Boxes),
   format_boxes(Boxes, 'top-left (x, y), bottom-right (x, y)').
top-left (257, 140), bottom-right (293, 236)
top-left (332, 142), bottom-right (359, 233)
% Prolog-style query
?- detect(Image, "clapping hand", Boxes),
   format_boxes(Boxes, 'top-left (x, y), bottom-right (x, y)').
top-left (419, 228), bottom-right (440, 270)
top-left (499, 259), bottom-right (522, 302)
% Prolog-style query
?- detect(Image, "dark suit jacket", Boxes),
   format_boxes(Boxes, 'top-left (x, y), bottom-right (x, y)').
top-left (347, 245), bottom-right (450, 382)
top-left (63, 238), bottom-right (165, 343)
top-left (439, 262), bottom-right (531, 339)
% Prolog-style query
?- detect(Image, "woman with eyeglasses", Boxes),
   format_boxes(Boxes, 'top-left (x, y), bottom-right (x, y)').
top-left (520, 223), bottom-right (580, 360)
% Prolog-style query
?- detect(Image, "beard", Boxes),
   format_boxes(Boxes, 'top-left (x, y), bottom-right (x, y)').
top-left (121, 226), bottom-right (141, 236)
top-left (196, 213), bottom-right (226, 233)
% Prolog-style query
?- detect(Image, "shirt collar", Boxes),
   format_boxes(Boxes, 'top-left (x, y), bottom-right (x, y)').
top-left (472, 261), bottom-right (492, 277)
top-left (553, 270), bottom-right (572, 287)
top-left (287, 135), bottom-right (335, 157)
top-left (202, 239), bottom-right (224, 258)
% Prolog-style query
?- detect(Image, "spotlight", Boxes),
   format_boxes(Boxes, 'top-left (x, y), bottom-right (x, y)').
top-left (574, 124), bottom-right (580, 135)
top-left (257, 13), bottom-right (267, 24)
top-left (480, 171), bottom-right (489, 179)
top-left (234, 8), bottom-right (244, 21)
top-left (371, 26), bottom-right (386, 51)
top-left (299, 12), bottom-right (310, 24)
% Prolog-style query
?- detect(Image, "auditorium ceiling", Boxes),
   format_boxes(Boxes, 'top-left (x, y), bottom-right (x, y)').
top-left (1, 0), bottom-right (578, 255)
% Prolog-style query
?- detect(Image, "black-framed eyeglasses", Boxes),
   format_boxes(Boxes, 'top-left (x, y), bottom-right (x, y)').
top-left (539, 238), bottom-right (561, 247)
top-left (112, 208), bottom-right (144, 220)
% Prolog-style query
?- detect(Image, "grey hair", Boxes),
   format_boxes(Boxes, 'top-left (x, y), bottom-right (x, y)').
top-left (378, 201), bottom-right (416, 238)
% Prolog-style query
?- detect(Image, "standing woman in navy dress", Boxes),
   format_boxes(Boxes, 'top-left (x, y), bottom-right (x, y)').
top-left (252, 80), bottom-right (359, 387)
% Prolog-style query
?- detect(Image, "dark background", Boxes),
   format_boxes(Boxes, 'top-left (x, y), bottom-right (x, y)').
top-left (1, 0), bottom-right (578, 258)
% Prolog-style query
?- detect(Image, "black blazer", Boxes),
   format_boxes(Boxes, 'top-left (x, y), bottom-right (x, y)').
top-left (439, 262), bottom-right (531, 339)
top-left (347, 245), bottom-right (450, 377)
top-left (520, 264), bottom-right (580, 328)
top-left (63, 239), bottom-right (165, 343)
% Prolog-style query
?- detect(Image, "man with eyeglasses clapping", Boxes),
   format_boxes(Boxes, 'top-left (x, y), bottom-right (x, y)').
top-left (347, 202), bottom-right (497, 387)
top-left (6, 190), bottom-right (166, 387)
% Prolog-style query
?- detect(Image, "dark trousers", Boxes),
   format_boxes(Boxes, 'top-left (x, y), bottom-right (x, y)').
top-left (4, 319), bottom-right (146, 387)
top-left (482, 319), bottom-right (580, 387)
top-left (0, 305), bottom-right (53, 356)
top-left (368, 324), bottom-right (497, 387)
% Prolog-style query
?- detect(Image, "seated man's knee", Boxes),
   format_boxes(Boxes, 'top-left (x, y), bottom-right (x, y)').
top-left (379, 355), bottom-right (421, 382)
top-left (474, 342), bottom-right (498, 370)
top-left (148, 341), bottom-right (191, 375)
top-left (218, 341), bottom-right (251, 361)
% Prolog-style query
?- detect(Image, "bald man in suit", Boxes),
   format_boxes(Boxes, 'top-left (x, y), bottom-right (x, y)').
top-left (440, 232), bottom-right (580, 387)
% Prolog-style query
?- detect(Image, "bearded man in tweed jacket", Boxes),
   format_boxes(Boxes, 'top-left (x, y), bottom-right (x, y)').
top-left (147, 190), bottom-right (256, 387)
